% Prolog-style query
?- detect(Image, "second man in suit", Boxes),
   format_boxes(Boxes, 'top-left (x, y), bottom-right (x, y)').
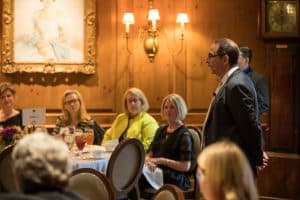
top-left (238, 46), bottom-right (269, 116)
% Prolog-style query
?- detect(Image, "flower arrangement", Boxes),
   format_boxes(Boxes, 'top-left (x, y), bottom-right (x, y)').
top-left (0, 126), bottom-right (23, 151)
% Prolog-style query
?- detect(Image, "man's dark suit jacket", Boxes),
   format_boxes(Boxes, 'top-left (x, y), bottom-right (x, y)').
top-left (204, 69), bottom-right (263, 174)
top-left (244, 66), bottom-right (269, 115)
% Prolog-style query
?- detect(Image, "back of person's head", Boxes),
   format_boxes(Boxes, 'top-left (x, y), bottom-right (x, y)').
top-left (239, 46), bottom-right (252, 63)
top-left (160, 93), bottom-right (187, 121)
top-left (12, 132), bottom-right (70, 192)
top-left (122, 87), bottom-right (149, 114)
top-left (214, 38), bottom-right (239, 67)
top-left (197, 140), bottom-right (258, 200)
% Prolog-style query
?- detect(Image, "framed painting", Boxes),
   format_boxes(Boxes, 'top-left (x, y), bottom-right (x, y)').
top-left (1, 0), bottom-right (96, 74)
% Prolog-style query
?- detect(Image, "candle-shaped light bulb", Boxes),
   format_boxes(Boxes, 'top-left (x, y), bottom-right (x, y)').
top-left (125, 23), bottom-right (130, 33)
top-left (152, 20), bottom-right (157, 30)
top-left (180, 22), bottom-right (185, 30)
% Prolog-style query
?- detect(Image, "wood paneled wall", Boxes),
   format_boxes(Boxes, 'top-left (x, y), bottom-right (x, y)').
top-left (1, 0), bottom-right (299, 199)
top-left (1, 0), bottom-right (267, 125)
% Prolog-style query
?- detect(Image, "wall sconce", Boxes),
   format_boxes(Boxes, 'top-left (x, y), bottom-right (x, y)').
top-left (122, 1), bottom-right (189, 62)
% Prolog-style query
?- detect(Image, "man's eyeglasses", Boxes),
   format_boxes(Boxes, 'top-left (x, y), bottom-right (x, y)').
top-left (207, 52), bottom-right (225, 59)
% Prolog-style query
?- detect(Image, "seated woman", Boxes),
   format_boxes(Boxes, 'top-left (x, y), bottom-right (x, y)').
top-left (53, 90), bottom-right (105, 144)
top-left (102, 87), bottom-right (158, 151)
top-left (142, 93), bottom-right (194, 190)
top-left (197, 140), bottom-right (258, 200)
top-left (0, 132), bottom-right (84, 200)
top-left (0, 82), bottom-right (22, 128)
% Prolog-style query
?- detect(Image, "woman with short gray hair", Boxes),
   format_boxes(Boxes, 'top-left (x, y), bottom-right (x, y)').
top-left (0, 132), bottom-right (84, 200)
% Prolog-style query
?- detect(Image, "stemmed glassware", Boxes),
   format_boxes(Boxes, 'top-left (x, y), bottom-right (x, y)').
top-left (60, 126), bottom-right (75, 151)
top-left (84, 128), bottom-right (94, 151)
top-left (75, 129), bottom-right (86, 158)
top-left (64, 133), bottom-right (75, 151)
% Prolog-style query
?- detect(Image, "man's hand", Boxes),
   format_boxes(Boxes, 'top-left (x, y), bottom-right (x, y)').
top-left (257, 151), bottom-right (269, 171)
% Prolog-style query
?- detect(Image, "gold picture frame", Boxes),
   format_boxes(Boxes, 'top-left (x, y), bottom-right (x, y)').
top-left (1, 0), bottom-right (96, 74)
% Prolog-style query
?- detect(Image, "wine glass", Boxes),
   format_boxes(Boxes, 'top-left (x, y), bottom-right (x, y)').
top-left (64, 133), bottom-right (75, 151)
top-left (84, 128), bottom-right (94, 152)
top-left (85, 128), bottom-right (94, 145)
top-left (75, 130), bottom-right (86, 158)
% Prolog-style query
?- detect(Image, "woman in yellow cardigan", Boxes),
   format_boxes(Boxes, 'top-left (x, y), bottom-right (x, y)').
top-left (102, 87), bottom-right (158, 151)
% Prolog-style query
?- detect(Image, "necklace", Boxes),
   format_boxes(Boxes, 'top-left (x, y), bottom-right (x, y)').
top-left (167, 121), bottom-right (183, 133)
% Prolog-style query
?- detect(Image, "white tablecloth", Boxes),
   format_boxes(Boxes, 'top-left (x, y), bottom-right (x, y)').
top-left (70, 145), bottom-right (111, 173)
top-left (71, 157), bottom-right (109, 173)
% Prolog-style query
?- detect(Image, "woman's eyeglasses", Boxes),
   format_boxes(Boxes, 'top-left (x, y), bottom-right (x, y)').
top-left (64, 99), bottom-right (79, 105)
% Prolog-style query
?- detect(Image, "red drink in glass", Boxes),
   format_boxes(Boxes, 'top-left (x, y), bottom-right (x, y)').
top-left (85, 132), bottom-right (94, 145)
top-left (75, 135), bottom-right (86, 150)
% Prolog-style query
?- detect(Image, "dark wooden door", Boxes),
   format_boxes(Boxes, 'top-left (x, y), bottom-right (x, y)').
top-left (266, 42), bottom-right (300, 153)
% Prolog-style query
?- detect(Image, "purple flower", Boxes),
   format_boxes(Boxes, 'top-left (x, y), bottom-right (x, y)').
top-left (2, 127), bottom-right (15, 142)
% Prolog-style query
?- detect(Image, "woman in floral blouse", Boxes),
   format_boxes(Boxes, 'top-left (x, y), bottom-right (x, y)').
top-left (53, 89), bottom-right (105, 144)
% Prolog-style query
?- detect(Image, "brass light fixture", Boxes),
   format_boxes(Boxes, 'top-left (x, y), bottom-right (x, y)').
top-left (122, 0), bottom-right (189, 62)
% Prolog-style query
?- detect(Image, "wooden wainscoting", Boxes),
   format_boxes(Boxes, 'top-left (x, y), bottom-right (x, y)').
top-left (257, 152), bottom-right (300, 199)
top-left (44, 112), bottom-right (205, 131)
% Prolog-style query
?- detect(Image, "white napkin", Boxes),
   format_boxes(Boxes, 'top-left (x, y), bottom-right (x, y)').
top-left (142, 165), bottom-right (164, 190)
top-left (103, 139), bottom-right (119, 152)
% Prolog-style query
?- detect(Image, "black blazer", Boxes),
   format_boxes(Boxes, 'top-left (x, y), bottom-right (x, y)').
top-left (204, 69), bottom-right (263, 173)
top-left (246, 67), bottom-right (269, 115)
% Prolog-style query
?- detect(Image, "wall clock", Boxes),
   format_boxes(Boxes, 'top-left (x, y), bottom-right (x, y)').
top-left (260, 0), bottom-right (300, 39)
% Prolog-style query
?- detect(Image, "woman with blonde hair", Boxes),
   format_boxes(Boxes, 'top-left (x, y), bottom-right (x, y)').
top-left (53, 90), bottom-right (104, 144)
top-left (102, 87), bottom-right (158, 151)
top-left (0, 82), bottom-right (22, 128)
top-left (141, 93), bottom-right (194, 190)
top-left (197, 140), bottom-right (258, 200)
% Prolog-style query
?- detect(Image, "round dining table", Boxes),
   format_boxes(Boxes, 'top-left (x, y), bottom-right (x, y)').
top-left (70, 145), bottom-right (111, 174)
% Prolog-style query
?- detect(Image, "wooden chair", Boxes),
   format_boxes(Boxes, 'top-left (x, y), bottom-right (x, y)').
top-left (106, 138), bottom-right (145, 199)
top-left (68, 168), bottom-right (115, 200)
top-left (184, 126), bottom-right (203, 200)
top-left (152, 184), bottom-right (184, 200)
top-left (142, 126), bottom-right (203, 200)
top-left (0, 144), bottom-right (17, 192)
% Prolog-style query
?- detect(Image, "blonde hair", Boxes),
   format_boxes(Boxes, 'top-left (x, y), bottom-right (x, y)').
top-left (12, 132), bottom-right (70, 190)
top-left (61, 90), bottom-right (90, 123)
top-left (0, 82), bottom-right (16, 96)
top-left (122, 87), bottom-right (149, 115)
top-left (198, 141), bottom-right (258, 200)
top-left (161, 93), bottom-right (187, 121)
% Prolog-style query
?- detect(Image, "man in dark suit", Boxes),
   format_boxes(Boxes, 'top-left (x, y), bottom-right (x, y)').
top-left (238, 46), bottom-right (269, 116)
top-left (203, 38), bottom-right (264, 175)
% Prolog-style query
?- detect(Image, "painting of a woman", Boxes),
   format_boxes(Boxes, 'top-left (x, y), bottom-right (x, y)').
top-left (14, 0), bottom-right (84, 62)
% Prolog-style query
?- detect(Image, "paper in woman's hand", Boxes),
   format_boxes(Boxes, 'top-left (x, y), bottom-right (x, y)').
top-left (142, 165), bottom-right (163, 190)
